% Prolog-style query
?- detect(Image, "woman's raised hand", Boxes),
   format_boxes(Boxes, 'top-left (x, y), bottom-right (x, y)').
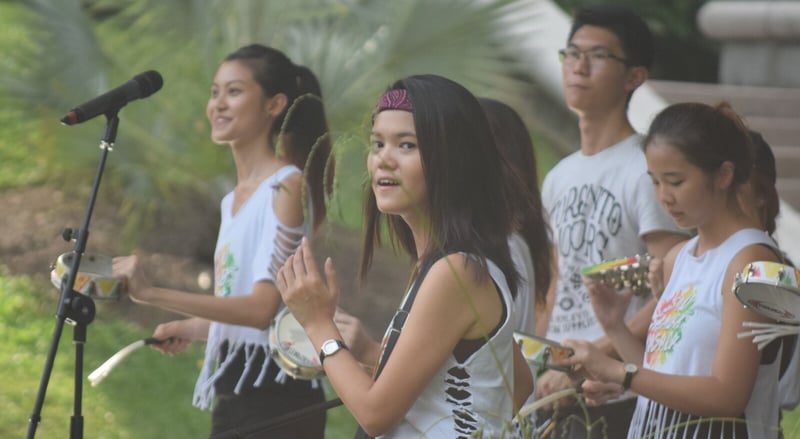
top-left (583, 276), bottom-right (632, 333)
top-left (112, 254), bottom-right (154, 304)
top-left (276, 237), bottom-right (339, 328)
top-left (556, 339), bottom-right (623, 386)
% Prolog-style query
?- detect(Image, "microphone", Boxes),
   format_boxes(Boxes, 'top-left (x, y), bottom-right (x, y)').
top-left (60, 70), bottom-right (163, 125)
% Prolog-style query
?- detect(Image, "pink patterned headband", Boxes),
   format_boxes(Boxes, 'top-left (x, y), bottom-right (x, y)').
top-left (377, 89), bottom-right (413, 113)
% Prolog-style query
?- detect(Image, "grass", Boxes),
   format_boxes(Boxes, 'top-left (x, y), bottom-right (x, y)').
top-left (787, 410), bottom-right (800, 438)
top-left (3, 269), bottom-right (800, 438)
top-left (0, 269), bottom-right (358, 438)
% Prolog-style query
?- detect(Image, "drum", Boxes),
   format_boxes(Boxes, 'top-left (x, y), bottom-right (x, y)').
top-left (582, 254), bottom-right (652, 296)
top-left (269, 308), bottom-right (324, 380)
top-left (734, 261), bottom-right (800, 324)
top-left (50, 252), bottom-right (123, 300)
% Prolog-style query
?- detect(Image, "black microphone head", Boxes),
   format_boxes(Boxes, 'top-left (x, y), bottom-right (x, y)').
top-left (60, 70), bottom-right (164, 125)
top-left (133, 70), bottom-right (163, 98)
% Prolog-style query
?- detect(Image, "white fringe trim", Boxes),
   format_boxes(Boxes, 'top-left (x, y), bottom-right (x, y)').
top-left (192, 335), bottom-right (320, 410)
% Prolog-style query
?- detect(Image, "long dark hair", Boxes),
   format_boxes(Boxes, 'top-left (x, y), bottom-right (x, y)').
top-left (748, 130), bottom-right (780, 236)
top-left (224, 44), bottom-right (334, 230)
top-left (644, 102), bottom-right (753, 193)
top-left (479, 98), bottom-right (552, 305)
top-left (359, 75), bottom-right (518, 296)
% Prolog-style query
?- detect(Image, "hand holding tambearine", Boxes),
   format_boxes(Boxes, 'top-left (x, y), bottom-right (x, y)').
top-left (276, 237), bottom-right (339, 329)
top-left (112, 255), bottom-right (154, 304)
top-left (558, 339), bottom-right (624, 386)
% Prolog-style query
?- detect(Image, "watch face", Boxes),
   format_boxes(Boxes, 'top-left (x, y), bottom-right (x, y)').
top-left (625, 363), bottom-right (638, 373)
top-left (323, 340), bottom-right (339, 355)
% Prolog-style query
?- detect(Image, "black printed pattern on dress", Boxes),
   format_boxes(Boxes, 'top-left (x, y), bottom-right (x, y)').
top-left (445, 365), bottom-right (477, 438)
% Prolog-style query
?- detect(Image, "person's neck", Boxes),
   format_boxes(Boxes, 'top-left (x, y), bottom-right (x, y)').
top-left (231, 140), bottom-right (284, 186)
top-left (577, 112), bottom-right (636, 156)
top-left (404, 215), bottom-right (431, 260)
top-left (694, 208), bottom-right (754, 256)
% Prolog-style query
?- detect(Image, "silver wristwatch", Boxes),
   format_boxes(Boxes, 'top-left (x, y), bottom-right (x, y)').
top-left (319, 339), bottom-right (348, 365)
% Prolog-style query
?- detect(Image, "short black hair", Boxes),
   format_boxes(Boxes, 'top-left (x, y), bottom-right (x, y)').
top-left (568, 5), bottom-right (654, 69)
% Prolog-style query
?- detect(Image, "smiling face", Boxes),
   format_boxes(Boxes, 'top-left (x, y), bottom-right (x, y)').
top-left (561, 25), bottom-right (640, 115)
top-left (206, 60), bottom-right (272, 146)
top-left (368, 110), bottom-right (427, 224)
top-left (645, 138), bottom-right (720, 230)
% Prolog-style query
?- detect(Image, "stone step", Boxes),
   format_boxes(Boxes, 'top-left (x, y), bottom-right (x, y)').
top-left (745, 116), bottom-right (800, 146)
top-left (773, 145), bottom-right (800, 180)
top-left (777, 178), bottom-right (800, 210)
top-left (648, 80), bottom-right (800, 119)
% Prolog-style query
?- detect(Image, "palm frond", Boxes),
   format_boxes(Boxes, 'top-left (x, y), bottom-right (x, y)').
top-left (2, 0), bottom-right (548, 236)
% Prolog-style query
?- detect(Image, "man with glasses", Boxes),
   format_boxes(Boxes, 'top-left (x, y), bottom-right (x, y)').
top-left (536, 5), bottom-right (686, 438)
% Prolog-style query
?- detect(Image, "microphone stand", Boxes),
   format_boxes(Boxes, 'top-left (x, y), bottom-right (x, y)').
top-left (27, 112), bottom-right (121, 439)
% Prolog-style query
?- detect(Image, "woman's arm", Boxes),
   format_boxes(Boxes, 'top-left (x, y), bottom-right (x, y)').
top-left (129, 281), bottom-right (282, 330)
top-left (591, 241), bottom-right (684, 363)
top-left (114, 172), bottom-right (304, 330)
top-left (591, 239), bottom-right (686, 360)
top-left (563, 243), bottom-right (779, 417)
top-left (535, 247), bottom-right (558, 337)
top-left (513, 341), bottom-right (533, 411)
top-left (150, 317), bottom-right (211, 354)
top-left (325, 255), bottom-right (503, 435)
top-left (280, 248), bottom-right (508, 436)
top-left (334, 308), bottom-right (382, 369)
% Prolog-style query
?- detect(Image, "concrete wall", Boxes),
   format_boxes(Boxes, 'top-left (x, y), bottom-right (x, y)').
top-left (698, 1), bottom-right (800, 87)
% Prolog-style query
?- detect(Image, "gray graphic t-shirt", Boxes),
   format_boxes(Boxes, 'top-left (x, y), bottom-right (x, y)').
top-left (541, 135), bottom-right (682, 342)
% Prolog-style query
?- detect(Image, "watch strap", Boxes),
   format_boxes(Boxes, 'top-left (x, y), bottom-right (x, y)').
top-left (319, 339), bottom-right (348, 365)
top-left (622, 363), bottom-right (637, 391)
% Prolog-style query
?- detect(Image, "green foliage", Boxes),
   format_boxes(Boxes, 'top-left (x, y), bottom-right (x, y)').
top-left (2, 0), bottom-right (542, 236)
top-left (0, 3), bottom-right (46, 189)
top-left (787, 410), bottom-right (800, 439)
top-left (0, 108), bottom-right (46, 189)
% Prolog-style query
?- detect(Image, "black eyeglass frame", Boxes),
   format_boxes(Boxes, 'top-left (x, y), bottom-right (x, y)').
top-left (558, 47), bottom-right (629, 66)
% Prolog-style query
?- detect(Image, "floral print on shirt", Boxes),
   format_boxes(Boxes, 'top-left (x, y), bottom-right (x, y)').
top-left (214, 242), bottom-right (238, 297)
top-left (645, 284), bottom-right (696, 366)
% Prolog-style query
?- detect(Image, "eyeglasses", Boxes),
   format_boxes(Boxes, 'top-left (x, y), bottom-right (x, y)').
top-left (558, 47), bottom-right (628, 68)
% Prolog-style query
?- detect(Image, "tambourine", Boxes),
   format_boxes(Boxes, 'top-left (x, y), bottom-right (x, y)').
top-left (269, 307), bottom-right (324, 380)
top-left (582, 254), bottom-right (652, 296)
top-left (734, 261), bottom-right (800, 324)
top-left (513, 331), bottom-right (573, 374)
top-left (50, 252), bottom-right (123, 300)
